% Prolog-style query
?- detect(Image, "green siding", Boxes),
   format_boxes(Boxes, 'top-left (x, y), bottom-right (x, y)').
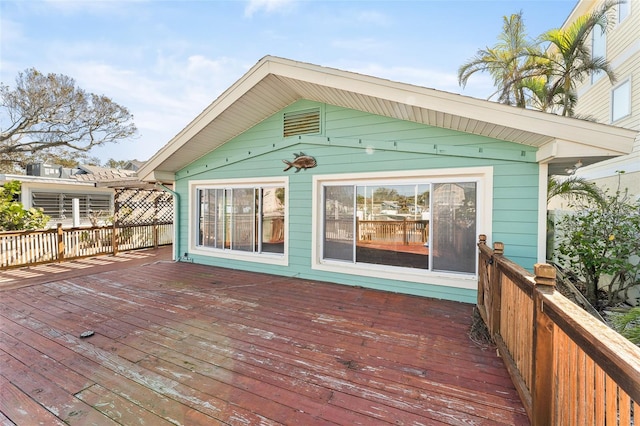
top-left (174, 100), bottom-right (540, 303)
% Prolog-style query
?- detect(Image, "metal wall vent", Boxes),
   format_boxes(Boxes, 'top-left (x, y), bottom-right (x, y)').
top-left (283, 108), bottom-right (321, 137)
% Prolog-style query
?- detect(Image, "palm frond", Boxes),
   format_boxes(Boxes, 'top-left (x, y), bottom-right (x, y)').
top-left (548, 175), bottom-right (605, 207)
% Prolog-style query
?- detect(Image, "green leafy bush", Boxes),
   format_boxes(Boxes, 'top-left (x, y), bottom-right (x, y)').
top-left (555, 186), bottom-right (640, 307)
top-left (0, 180), bottom-right (50, 230)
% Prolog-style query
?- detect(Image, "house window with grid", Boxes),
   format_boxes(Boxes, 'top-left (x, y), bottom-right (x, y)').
top-left (196, 184), bottom-right (286, 256)
top-left (321, 177), bottom-right (479, 275)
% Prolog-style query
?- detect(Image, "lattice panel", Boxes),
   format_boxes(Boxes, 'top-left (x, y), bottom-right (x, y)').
top-left (114, 189), bottom-right (173, 225)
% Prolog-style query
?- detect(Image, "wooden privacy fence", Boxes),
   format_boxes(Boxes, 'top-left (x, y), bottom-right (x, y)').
top-left (477, 235), bottom-right (640, 425)
top-left (0, 222), bottom-right (173, 269)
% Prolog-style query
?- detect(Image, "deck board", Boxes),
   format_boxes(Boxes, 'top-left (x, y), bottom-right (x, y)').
top-left (0, 257), bottom-right (529, 425)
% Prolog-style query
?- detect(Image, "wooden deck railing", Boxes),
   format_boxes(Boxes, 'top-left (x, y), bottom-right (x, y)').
top-left (357, 218), bottom-right (427, 244)
top-left (0, 222), bottom-right (173, 269)
top-left (477, 234), bottom-right (640, 425)
top-left (325, 218), bottom-right (428, 244)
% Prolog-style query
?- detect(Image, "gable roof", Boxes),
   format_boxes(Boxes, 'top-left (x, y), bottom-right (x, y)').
top-left (138, 56), bottom-right (637, 182)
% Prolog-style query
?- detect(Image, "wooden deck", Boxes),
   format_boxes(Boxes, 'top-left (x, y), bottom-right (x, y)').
top-left (0, 251), bottom-right (528, 425)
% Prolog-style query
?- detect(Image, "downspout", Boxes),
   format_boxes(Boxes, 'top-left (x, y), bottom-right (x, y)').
top-left (155, 183), bottom-right (180, 261)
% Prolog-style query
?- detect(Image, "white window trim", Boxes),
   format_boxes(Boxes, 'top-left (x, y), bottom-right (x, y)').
top-left (189, 177), bottom-right (289, 266)
top-left (311, 167), bottom-right (493, 290)
top-left (611, 77), bottom-right (632, 123)
top-left (618, 1), bottom-right (630, 24)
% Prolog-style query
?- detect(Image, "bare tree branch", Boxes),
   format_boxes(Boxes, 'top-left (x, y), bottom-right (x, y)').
top-left (0, 68), bottom-right (137, 163)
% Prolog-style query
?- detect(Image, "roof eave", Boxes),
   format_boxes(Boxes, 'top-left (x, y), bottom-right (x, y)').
top-left (138, 56), bottom-right (638, 182)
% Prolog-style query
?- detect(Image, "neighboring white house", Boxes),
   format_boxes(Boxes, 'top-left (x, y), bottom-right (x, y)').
top-left (560, 0), bottom-right (639, 200)
top-left (1, 163), bottom-right (138, 228)
top-left (546, 1), bottom-right (639, 305)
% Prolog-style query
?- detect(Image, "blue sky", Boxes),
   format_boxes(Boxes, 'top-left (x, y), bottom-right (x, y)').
top-left (1, 0), bottom-right (578, 164)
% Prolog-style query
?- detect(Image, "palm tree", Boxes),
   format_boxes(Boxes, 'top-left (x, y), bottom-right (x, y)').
top-left (519, 75), bottom-right (555, 112)
top-left (547, 175), bottom-right (605, 207)
top-left (546, 175), bottom-right (606, 261)
top-left (528, 0), bottom-right (619, 116)
top-left (459, 2), bottom-right (620, 116)
top-left (458, 12), bottom-right (537, 107)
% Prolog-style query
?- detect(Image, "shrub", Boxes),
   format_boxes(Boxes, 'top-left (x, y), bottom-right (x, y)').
top-left (555, 186), bottom-right (640, 307)
top-left (0, 180), bottom-right (50, 230)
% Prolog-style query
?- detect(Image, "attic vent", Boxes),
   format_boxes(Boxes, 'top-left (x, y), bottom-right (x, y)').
top-left (283, 108), bottom-right (321, 137)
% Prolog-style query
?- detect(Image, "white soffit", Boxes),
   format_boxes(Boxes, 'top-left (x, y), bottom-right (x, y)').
top-left (139, 56), bottom-right (637, 182)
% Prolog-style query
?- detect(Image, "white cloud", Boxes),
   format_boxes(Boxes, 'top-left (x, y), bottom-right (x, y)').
top-left (331, 37), bottom-right (390, 53)
top-left (244, 0), bottom-right (296, 17)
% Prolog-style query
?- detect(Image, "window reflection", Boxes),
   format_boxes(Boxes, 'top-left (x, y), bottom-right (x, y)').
top-left (355, 184), bottom-right (430, 269)
top-left (261, 188), bottom-right (285, 253)
top-left (322, 181), bottom-right (477, 274)
top-left (323, 186), bottom-right (355, 262)
top-left (197, 186), bottom-right (285, 255)
top-left (431, 183), bottom-right (476, 273)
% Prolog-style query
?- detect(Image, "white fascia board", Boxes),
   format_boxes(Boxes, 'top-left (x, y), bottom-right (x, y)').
top-left (537, 138), bottom-right (632, 164)
top-left (139, 56), bottom-right (638, 180)
top-left (536, 140), bottom-right (558, 163)
top-left (149, 170), bottom-right (176, 183)
top-left (269, 57), bottom-right (637, 151)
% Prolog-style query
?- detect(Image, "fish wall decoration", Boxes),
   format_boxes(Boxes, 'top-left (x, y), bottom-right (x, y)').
top-left (283, 152), bottom-right (317, 173)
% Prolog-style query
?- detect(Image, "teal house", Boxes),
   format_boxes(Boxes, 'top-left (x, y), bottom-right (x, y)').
top-left (139, 56), bottom-right (636, 303)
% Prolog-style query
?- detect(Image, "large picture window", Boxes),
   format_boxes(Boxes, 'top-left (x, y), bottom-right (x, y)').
top-left (322, 179), bottom-right (477, 275)
top-left (196, 185), bottom-right (285, 255)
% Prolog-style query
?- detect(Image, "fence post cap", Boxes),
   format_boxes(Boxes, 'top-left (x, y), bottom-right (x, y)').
top-left (478, 234), bottom-right (487, 244)
top-left (534, 263), bottom-right (556, 287)
top-left (493, 242), bottom-right (504, 255)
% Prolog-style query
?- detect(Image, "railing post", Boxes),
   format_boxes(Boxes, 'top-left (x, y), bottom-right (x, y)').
top-left (154, 223), bottom-right (159, 248)
top-left (403, 217), bottom-right (408, 245)
top-left (531, 263), bottom-right (556, 426)
top-left (488, 241), bottom-right (504, 337)
top-left (112, 223), bottom-right (119, 256)
top-left (477, 234), bottom-right (487, 308)
top-left (56, 223), bottom-right (64, 262)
